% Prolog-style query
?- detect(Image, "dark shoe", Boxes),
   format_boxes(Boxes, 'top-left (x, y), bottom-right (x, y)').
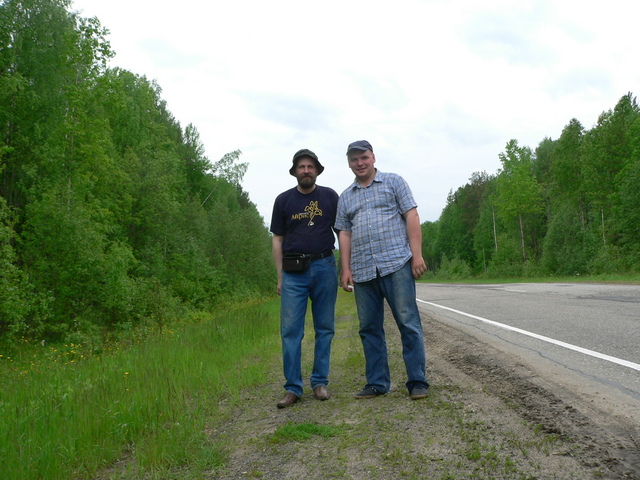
top-left (313, 385), bottom-right (330, 401)
top-left (277, 392), bottom-right (299, 409)
top-left (410, 387), bottom-right (429, 400)
top-left (354, 386), bottom-right (386, 399)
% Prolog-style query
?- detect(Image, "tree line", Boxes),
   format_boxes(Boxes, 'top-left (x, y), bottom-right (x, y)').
top-left (4, 1), bottom-right (638, 344)
top-left (423, 92), bottom-right (640, 278)
top-left (0, 0), bottom-right (274, 343)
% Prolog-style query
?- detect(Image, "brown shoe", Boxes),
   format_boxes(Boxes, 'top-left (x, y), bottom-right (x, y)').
top-left (313, 385), bottom-right (330, 401)
top-left (276, 392), bottom-right (299, 409)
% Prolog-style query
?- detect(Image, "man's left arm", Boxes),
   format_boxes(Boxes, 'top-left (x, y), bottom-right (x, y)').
top-left (272, 234), bottom-right (285, 295)
top-left (403, 207), bottom-right (427, 279)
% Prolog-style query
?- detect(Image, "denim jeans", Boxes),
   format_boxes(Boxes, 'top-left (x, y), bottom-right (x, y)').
top-left (354, 261), bottom-right (429, 393)
top-left (280, 254), bottom-right (337, 397)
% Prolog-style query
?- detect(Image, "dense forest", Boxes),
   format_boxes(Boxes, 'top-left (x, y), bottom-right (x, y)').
top-left (0, 0), bottom-right (274, 343)
top-left (422, 92), bottom-right (640, 279)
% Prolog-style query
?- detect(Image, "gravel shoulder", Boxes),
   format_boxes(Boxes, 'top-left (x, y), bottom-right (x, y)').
top-left (208, 305), bottom-right (640, 479)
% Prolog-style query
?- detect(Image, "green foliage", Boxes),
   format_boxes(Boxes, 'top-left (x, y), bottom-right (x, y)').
top-left (435, 172), bottom-right (492, 272)
top-left (22, 189), bottom-right (138, 335)
top-left (421, 220), bottom-right (439, 271)
top-left (211, 149), bottom-right (248, 189)
top-left (541, 204), bottom-right (597, 275)
top-left (495, 140), bottom-right (544, 220)
top-left (472, 178), bottom-right (498, 274)
top-left (0, 0), bottom-right (275, 341)
top-left (548, 118), bottom-right (585, 209)
top-left (494, 140), bottom-right (546, 263)
top-left (427, 93), bottom-right (640, 279)
top-left (486, 234), bottom-right (524, 278)
top-left (588, 245), bottom-right (632, 275)
top-left (613, 158), bottom-right (640, 253)
top-left (0, 195), bottom-right (36, 336)
top-left (582, 93), bottom-right (639, 210)
top-left (435, 255), bottom-right (472, 280)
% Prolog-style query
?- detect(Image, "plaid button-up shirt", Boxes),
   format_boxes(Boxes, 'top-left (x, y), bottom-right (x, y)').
top-left (335, 170), bottom-right (417, 283)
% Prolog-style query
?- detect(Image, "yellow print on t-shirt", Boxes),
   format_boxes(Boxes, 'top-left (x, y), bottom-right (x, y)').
top-left (291, 201), bottom-right (323, 226)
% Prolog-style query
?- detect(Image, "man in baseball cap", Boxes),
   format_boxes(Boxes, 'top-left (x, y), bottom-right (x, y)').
top-left (335, 139), bottom-right (430, 401)
top-left (345, 140), bottom-right (373, 154)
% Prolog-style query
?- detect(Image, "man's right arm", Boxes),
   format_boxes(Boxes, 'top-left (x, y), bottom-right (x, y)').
top-left (403, 207), bottom-right (427, 279)
top-left (338, 230), bottom-right (354, 292)
top-left (272, 234), bottom-right (284, 295)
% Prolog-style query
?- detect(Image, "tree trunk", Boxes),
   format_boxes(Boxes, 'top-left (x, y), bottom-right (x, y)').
top-left (492, 204), bottom-right (498, 252)
top-left (518, 214), bottom-right (526, 262)
top-left (601, 206), bottom-right (606, 245)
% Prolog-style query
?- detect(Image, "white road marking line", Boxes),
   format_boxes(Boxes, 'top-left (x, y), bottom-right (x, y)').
top-left (417, 299), bottom-right (640, 372)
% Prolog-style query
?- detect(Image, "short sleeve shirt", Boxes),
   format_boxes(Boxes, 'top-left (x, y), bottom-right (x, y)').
top-left (335, 170), bottom-right (416, 282)
top-left (270, 185), bottom-right (339, 254)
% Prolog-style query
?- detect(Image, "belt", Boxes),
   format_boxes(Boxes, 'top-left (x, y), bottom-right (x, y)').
top-left (308, 250), bottom-right (334, 261)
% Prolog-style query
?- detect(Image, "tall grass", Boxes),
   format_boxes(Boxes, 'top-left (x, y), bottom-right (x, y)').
top-left (0, 299), bottom-right (281, 479)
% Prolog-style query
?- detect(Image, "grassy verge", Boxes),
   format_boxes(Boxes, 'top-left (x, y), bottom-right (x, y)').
top-left (0, 299), bottom-right (282, 480)
top-left (203, 290), bottom-right (594, 479)
top-left (1, 286), bottom-right (600, 479)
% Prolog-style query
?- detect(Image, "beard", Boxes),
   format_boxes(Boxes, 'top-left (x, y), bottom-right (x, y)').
top-left (298, 176), bottom-right (315, 188)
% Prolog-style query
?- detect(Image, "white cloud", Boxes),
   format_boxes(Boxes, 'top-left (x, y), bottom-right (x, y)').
top-left (72, 0), bottom-right (640, 223)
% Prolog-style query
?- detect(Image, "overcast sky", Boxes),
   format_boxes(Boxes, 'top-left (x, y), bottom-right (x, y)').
top-left (71, 0), bottom-right (640, 223)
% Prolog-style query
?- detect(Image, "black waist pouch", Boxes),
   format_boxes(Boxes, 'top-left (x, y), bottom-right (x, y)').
top-left (282, 253), bottom-right (311, 272)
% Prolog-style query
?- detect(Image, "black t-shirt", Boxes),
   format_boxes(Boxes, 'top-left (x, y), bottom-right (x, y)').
top-left (270, 185), bottom-right (339, 254)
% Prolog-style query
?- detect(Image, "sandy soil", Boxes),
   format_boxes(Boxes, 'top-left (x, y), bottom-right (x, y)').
top-left (208, 308), bottom-right (640, 479)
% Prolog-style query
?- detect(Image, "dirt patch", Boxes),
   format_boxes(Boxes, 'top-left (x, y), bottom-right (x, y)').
top-left (429, 318), bottom-right (640, 479)
top-left (207, 308), bottom-right (639, 479)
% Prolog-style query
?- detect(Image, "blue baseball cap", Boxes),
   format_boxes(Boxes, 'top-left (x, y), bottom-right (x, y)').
top-left (346, 140), bottom-right (373, 154)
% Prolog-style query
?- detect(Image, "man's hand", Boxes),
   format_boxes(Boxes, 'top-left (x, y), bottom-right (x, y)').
top-left (411, 255), bottom-right (427, 279)
top-left (338, 230), bottom-right (354, 292)
top-left (340, 270), bottom-right (354, 292)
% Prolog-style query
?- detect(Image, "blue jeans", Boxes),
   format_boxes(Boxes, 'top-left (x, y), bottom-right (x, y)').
top-left (280, 255), bottom-right (337, 397)
top-left (354, 261), bottom-right (429, 393)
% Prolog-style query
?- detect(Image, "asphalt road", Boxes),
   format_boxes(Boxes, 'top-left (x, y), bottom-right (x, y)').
top-left (415, 282), bottom-right (640, 404)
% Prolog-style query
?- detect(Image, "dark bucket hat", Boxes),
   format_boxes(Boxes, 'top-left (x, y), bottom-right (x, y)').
top-left (290, 149), bottom-right (324, 175)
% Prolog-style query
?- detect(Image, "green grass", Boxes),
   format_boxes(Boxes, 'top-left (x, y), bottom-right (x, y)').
top-left (267, 422), bottom-right (347, 443)
top-left (0, 299), bottom-right (282, 480)
top-left (0, 286), bottom-right (597, 479)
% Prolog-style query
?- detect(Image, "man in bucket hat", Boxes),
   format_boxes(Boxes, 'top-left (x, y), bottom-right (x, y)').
top-left (270, 149), bottom-right (339, 408)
